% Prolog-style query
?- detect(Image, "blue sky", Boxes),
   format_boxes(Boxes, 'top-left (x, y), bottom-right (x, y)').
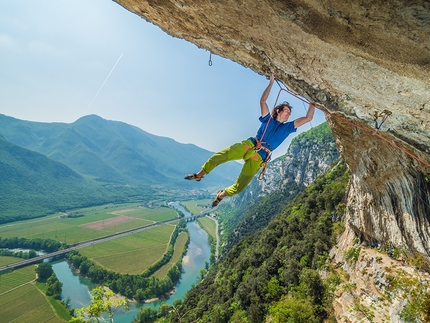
top-left (0, 0), bottom-right (326, 159)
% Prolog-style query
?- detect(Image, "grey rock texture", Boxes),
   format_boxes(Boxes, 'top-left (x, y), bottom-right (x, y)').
top-left (113, 0), bottom-right (430, 255)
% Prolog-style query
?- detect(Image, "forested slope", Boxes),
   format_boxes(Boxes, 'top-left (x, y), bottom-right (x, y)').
top-left (173, 160), bottom-right (348, 323)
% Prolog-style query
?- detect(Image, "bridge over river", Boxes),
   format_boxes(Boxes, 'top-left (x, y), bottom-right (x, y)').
top-left (0, 207), bottom-right (215, 273)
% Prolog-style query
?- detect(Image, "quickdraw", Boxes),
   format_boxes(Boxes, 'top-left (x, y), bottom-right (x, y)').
top-left (208, 51), bottom-right (212, 66)
top-left (373, 109), bottom-right (392, 134)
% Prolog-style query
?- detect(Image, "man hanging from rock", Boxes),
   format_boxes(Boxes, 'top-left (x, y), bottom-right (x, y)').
top-left (185, 73), bottom-right (315, 207)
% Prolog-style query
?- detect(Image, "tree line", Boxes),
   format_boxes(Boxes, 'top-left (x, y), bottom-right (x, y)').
top-left (0, 248), bottom-right (38, 259)
top-left (0, 236), bottom-right (64, 253)
top-left (36, 262), bottom-right (63, 300)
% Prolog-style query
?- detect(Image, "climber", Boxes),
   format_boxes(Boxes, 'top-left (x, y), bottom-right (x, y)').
top-left (185, 73), bottom-right (315, 207)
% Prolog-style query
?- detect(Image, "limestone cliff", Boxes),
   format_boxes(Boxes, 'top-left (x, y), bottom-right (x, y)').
top-left (113, 0), bottom-right (430, 321)
top-left (114, 0), bottom-right (430, 255)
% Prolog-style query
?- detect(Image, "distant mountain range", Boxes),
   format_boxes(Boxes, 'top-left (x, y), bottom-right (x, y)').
top-left (0, 114), bottom-right (240, 187)
top-left (0, 133), bottom-right (153, 223)
top-left (0, 114), bottom-right (241, 222)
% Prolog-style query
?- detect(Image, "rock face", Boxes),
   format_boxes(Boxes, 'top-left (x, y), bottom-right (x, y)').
top-left (264, 122), bottom-right (340, 190)
top-left (113, 0), bottom-right (430, 320)
top-left (114, 0), bottom-right (430, 255)
top-left (329, 245), bottom-right (430, 323)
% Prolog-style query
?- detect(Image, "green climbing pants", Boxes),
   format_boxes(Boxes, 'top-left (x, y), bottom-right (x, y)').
top-left (201, 139), bottom-right (263, 197)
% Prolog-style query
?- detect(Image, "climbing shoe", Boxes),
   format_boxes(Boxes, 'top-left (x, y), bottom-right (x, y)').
top-left (184, 173), bottom-right (202, 181)
top-left (212, 190), bottom-right (224, 207)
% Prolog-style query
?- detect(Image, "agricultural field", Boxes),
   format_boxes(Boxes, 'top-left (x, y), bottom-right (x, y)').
top-left (0, 265), bottom-right (66, 322)
top-left (0, 255), bottom-right (20, 267)
top-left (0, 264), bottom-right (36, 294)
top-left (181, 199), bottom-right (212, 215)
top-left (79, 224), bottom-right (178, 274)
top-left (0, 203), bottom-right (179, 245)
top-left (0, 283), bottom-right (66, 323)
top-left (197, 216), bottom-right (217, 240)
top-left (0, 201), bottom-right (201, 321)
top-left (153, 231), bottom-right (188, 279)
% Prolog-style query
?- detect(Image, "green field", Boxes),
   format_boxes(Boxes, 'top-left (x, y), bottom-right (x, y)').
top-left (0, 282), bottom-right (66, 322)
top-left (197, 216), bottom-right (217, 240)
top-left (0, 255), bottom-right (22, 267)
top-left (181, 200), bottom-right (212, 214)
top-left (0, 204), bottom-right (179, 245)
top-left (0, 265), bottom-right (66, 322)
top-left (112, 207), bottom-right (178, 222)
top-left (153, 231), bottom-right (188, 279)
top-left (79, 224), bottom-right (177, 274)
top-left (0, 264), bottom-right (36, 294)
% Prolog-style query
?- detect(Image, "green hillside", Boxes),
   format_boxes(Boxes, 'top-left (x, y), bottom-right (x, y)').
top-left (0, 114), bottom-right (241, 188)
top-left (170, 160), bottom-right (349, 323)
top-left (0, 135), bottom-right (150, 223)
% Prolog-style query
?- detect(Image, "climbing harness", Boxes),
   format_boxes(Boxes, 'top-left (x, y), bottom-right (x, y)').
top-left (373, 109), bottom-right (392, 134)
top-left (251, 137), bottom-right (272, 180)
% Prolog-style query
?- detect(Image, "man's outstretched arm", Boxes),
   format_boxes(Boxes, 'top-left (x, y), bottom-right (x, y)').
top-left (260, 74), bottom-right (275, 117)
top-left (293, 103), bottom-right (315, 128)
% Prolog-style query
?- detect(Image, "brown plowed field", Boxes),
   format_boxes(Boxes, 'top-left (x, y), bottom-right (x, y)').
top-left (82, 215), bottom-right (136, 230)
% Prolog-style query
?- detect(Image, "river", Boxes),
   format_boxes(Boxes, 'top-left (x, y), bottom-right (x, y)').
top-left (52, 201), bottom-right (211, 322)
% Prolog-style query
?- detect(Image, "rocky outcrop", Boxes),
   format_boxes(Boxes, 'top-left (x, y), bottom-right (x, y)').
top-left (114, 0), bottom-right (430, 255)
top-left (329, 244), bottom-right (430, 323)
top-left (265, 122), bottom-right (339, 189)
top-left (223, 122), bottom-right (339, 255)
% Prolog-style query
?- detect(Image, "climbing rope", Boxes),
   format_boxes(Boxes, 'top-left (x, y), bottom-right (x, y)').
top-left (273, 80), bottom-right (430, 169)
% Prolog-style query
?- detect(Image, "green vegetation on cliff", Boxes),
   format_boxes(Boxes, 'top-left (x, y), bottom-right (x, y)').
top-left (166, 160), bottom-right (349, 323)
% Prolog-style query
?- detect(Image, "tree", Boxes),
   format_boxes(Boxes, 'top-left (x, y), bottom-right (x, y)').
top-left (268, 296), bottom-right (319, 323)
top-left (135, 288), bottom-right (145, 302)
top-left (69, 286), bottom-right (128, 323)
top-left (198, 268), bottom-right (207, 282)
top-left (157, 303), bottom-right (172, 317)
top-left (46, 274), bottom-right (63, 299)
top-left (28, 250), bottom-right (37, 258)
top-left (135, 307), bottom-right (158, 323)
top-left (36, 262), bottom-right (54, 282)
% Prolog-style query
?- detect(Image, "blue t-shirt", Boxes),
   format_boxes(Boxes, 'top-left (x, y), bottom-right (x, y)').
top-left (251, 113), bottom-right (296, 160)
